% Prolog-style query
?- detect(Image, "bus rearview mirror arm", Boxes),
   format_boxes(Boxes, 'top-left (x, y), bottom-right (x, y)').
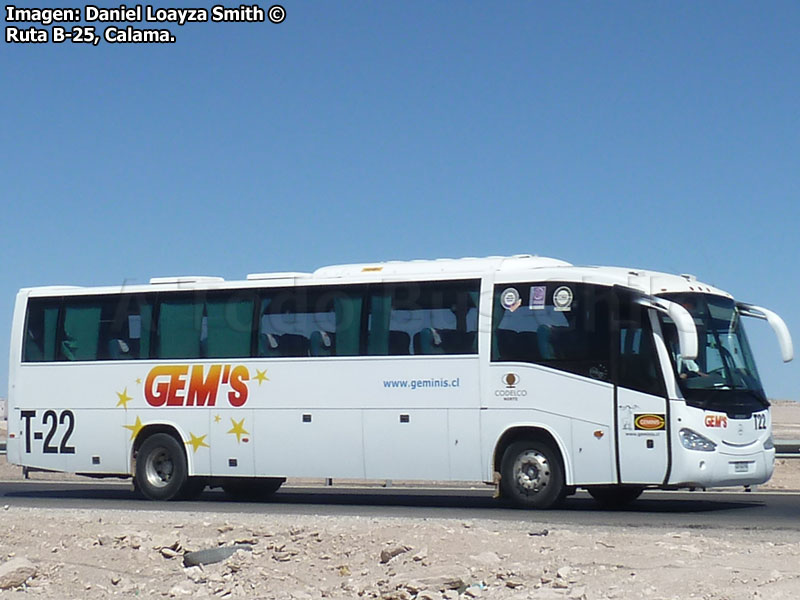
top-left (737, 303), bottom-right (794, 363)
top-left (629, 292), bottom-right (698, 361)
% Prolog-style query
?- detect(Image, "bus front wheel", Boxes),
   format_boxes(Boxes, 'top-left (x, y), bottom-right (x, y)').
top-left (135, 433), bottom-right (190, 501)
top-left (500, 440), bottom-right (566, 509)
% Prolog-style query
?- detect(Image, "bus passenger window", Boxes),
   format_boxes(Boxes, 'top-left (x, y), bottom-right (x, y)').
top-left (258, 287), bottom-right (364, 358)
top-left (102, 294), bottom-right (155, 360)
top-left (491, 283), bottom-right (611, 381)
top-left (205, 293), bottom-right (254, 358)
top-left (366, 280), bottom-right (479, 356)
top-left (60, 303), bottom-right (102, 361)
top-left (23, 300), bottom-right (59, 362)
top-left (157, 297), bottom-right (204, 359)
top-left (616, 297), bottom-right (665, 396)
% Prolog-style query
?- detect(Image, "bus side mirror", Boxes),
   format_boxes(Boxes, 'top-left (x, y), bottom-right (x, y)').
top-left (633, 295), bottom-right (698, 360)
top-left (737, 303), bottom-right (794, 363)
top-left (665, 302), bottom-right (698, 361)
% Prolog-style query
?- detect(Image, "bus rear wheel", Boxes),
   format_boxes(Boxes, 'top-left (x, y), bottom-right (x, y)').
top-left (135, 433), bottom-right (190, 501)
top-left (500, 440), bottom-right (566, 509)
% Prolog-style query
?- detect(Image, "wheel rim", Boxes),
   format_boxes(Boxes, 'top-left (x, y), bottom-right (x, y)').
top-left (144, 446), bottom-right (174, 489)
top-left (512, 450), bottom-right (550, 494)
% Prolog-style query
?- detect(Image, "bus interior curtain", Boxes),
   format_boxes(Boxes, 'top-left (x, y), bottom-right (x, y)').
top-left (159, 301), bottom-right (203, 358)
top-left (490, 289), bottom-right (505, 359)
top-left (42, 306), bottom-right (59, 361)
top-left (468, 290), bottom-right (480, 352)
top-left (206, 298), bottom-right (253, 358)
top-left (139, 303), bottom-right (153, 359)
top-left (367, 293), bottom-right (391, 355)
top-left (62, 305), bottom-right (102, 360)
top-left (334, 295), bottom-right (363, 356)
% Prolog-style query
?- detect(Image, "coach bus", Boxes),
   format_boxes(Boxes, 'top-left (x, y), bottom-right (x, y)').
top-left (5, 255), bottom-right (793, 508)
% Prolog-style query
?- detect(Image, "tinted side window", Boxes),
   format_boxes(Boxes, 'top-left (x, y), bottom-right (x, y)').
top-left (23, 298), bottom-right (60, 362)
top-left (59, 301), bottom-right (103, 360)
top-left (366, 280), bottom-right (480, 356)
top-left (24, 295), bottom-right (156, 362)
top-left (491, 282), bottom-right (611, 381)
top-left (205, 291), bottom-right (255, 358)
top-left (156, 291), bottom-right (256, 359)
top-left (103, 294), bottom-right (156, 360)
top-left (157, 295), bottom-right (205, 359)
top-left (258, 286), bottom-right (364, 358)
top-left (616, 294), bottom-right (665, 396)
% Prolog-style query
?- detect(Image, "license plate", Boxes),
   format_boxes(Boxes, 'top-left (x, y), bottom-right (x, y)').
top-left (732, 462), bottom-right (750, 473)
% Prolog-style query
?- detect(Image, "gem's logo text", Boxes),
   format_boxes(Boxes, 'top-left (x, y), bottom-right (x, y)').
top-left (144, 365), bottom-right (250, 408)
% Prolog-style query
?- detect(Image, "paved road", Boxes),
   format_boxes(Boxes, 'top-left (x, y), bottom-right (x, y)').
top-left (2, 480), bottom-right (799, 530)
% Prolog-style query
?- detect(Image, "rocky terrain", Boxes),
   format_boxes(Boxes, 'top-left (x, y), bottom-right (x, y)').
top-left (1, 502), bottom-right (800, 600)
top-left (1, 401), bottom-right (799, 599)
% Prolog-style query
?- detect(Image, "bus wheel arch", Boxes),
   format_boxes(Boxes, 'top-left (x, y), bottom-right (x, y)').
top-left (132, 426), bottom-right (199, 501)
top-left (494, 427), bottom-right (569, 509)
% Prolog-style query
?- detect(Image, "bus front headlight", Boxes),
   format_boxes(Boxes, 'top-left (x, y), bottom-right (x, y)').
top-left (763, 435), bottom-right (774, 450)
top-left (679, 428), bottom-right (717, 452)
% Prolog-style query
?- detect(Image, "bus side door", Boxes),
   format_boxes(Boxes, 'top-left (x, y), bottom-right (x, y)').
top-left (614, 298), bottom-right (670, 484)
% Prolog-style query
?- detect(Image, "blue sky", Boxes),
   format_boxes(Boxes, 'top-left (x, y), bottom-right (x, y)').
top-left (1, 1), bottom-right (798, 400)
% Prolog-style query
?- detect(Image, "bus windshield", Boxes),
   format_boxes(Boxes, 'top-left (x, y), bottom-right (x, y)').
top-left (658, 294), bottom-right (766, 407)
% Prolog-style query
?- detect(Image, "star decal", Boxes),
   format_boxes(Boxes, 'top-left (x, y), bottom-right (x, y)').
top-left (185, 432), bottom-right (210, 453)
top-left (123, 416), bottom-right (144, 440)
top-left (227, 418), bottom-right (250, 444)
top-left (253, 369), bottom-right (269, 385)
top-left (135, 378), bottom-right (142, 385)
top-left (116, 388), bottom-right (133, 409)
top-left (214, 414), bottom-right (221, 423)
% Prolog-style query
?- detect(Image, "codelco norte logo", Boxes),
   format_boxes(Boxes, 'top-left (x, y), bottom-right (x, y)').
top-left (145, 365), bottom-right (250, 408)
top-left (495, 373), bottom-right (527, 399)
top-left (634, 413), bottom-right (666, 431)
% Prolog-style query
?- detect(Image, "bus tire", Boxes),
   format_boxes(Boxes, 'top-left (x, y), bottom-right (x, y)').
top-left (135, 433), bottom-right (189, 501)
top-left (500, 440), bottom-right (566, 509)
top-left (222, 477), bottom-right (286, 500)
top-left (587, 485), bottom-right (644, 508)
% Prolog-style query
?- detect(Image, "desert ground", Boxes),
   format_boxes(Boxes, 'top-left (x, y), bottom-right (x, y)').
top-left (1, 402), bottom-right (799, 599)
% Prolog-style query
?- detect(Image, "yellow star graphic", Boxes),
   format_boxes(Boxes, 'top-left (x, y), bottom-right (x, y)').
top-left (135, 378), bottom-right (142, 385)
top-left (116, 388), bottom-right (134, 409)
top-left (253, 369), bottom-right (269, 385)
top-left (185, 432), bottom-right (210, 453)
top-left (227, 418), bottom-right (250, 444)
top-left (123, 416), bottom-right (144, 441)
top-left (214, 414), bottom-right (221, 423)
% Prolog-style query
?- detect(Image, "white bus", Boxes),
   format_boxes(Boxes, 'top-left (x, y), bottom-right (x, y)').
top-left (6, 255), bottom-right (793, 508)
